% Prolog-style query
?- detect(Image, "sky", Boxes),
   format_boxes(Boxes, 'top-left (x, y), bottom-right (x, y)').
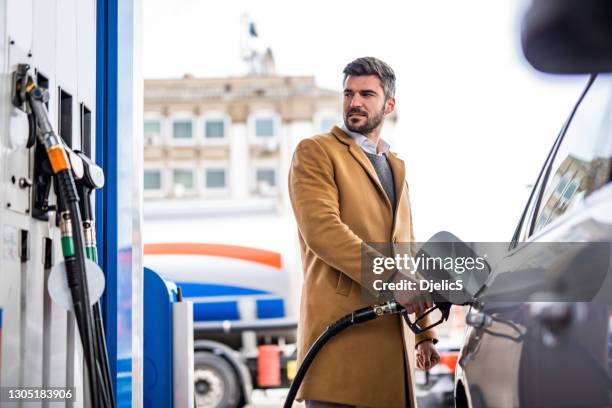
top-left (143, 0), bottom-right (589, 242)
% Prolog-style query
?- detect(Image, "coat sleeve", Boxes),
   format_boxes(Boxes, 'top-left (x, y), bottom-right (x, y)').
top-left (404, 185), bottom-right (438, 345)
top-left (288, 138), bottom-right (395, 295)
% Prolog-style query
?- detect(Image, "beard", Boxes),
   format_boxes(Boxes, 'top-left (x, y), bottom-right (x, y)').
top-left (343, 106), bottom-right (386, 136)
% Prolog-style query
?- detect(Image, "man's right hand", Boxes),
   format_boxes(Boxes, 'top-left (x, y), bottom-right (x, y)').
top-left (391, 273), bottom-right (433, 316)
top-left (394, 288), bottom-right (433, 316)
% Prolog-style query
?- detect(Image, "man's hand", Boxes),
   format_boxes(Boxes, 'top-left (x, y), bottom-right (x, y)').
top-left (416, 340), bottom-right (440, 371)
top-left (392, 273), bottom-right (432, 316)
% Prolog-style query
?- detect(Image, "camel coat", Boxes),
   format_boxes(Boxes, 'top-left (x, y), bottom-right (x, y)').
top-left (288, 127), bottom-right (437, 407)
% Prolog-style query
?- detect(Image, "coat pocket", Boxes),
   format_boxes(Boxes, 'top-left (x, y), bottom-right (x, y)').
top-left (335, 271), bottom-right (352, 296)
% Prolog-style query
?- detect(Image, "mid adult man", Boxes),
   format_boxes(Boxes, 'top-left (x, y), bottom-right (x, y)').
top-left (288, 57), bottom-right (440, 408)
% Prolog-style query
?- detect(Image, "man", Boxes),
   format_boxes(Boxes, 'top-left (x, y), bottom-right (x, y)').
top-left (288, 57), bottom-right (440, 408)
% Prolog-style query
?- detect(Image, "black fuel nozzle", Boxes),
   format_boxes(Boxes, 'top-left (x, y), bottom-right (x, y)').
top-left (50, 141), bottom-right (84, 226)
top-left (76, 152), bottom-right (105, 189)
top-left (399, 285), bottom-right (476, 335)
top-left (397, 232), bottom-right (487, 335)
top-left (73, 151), bottom-right (104, 263)
top-left (402, 302), bottom-right (455, 335)
top-left (12, 67), bottom-right (55, 219)
top-left (12, 63), bottom-right (32, 111)
top-left (73, 151), bottom-right (104, 222)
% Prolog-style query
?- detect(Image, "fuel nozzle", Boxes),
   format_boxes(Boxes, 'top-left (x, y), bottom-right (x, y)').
top-left (402, 302), bottom-right (455, 335)
top-left (74, 152), bottom-right (104, 219)
top-left (72, 151), bottom-right (104, 261)
top-left (396, 231), bottom-right (487, 334)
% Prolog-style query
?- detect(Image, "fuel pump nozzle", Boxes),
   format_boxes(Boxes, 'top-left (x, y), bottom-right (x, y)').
top-left (73, 152), bottom-right (104, 261)
top-left (400, 232), bottom-right (487, 334)
top-left (402, 302), bottom-right (454, 335)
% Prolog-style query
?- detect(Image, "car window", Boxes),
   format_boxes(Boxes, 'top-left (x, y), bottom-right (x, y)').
top-left (515, 174), bottom-right (545, 244)
top-left (532, 74), bottom-right (612, 234)
top-left (510, 91), bottom-right (583, 248)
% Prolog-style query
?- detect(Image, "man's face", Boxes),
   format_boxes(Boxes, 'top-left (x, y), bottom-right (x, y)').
top-left (343, 74), bottom-right (395, 136)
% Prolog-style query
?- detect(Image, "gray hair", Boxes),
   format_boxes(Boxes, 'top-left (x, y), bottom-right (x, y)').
top-left (342, 57), bottom-right (396, 100)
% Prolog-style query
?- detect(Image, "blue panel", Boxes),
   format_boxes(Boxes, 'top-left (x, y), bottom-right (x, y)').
top-left (96, 0), bottom-right (120, 401)
top-left (256, 299), bottom-right (285, 319)
top-left (143, 268), bottom-right (176, 407)
top-left (174, 282), bottom-right (287, 320)
top-left (116, 0), bottom-right (136, 402)
top-left (117, 358), bottom-right (132, 408)
top-left (97, 0), bottom-right (136, 406)
top-left (193, 302), bottom-right (240, 322)
top-left (117, 357), bottom-right (132, 373)
top-left (176, 282), bottom-right (268, 297)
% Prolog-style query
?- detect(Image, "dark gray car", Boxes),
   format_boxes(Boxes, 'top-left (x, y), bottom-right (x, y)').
top-left (454, 71), bottom-right (612, 408)
top-left (455, 2), bottom-right (612, 406)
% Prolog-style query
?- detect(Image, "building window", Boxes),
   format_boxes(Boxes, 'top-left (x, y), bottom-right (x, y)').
top-left (205, 119), bottom-right (225, 139)
top-left (173, 169), bottom-right (194, 191)
top-left (562, 180), bottom-right (579, 201)
top-left (205, 169), bottom-right (226, 189)
top-left (144, 120), bottom-right (161, 137)
top-left (144, 170), bottom-right (162, 190)
top-left (173, 120), bottom-right (193, 139)
top-left (255, 118), bottom-right (275, 138)
top-left (256, 168), bottom-right (276, 188)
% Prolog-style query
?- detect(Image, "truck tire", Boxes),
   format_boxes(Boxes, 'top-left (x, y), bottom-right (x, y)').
top-left (194, 352), bottom-right (240, 408)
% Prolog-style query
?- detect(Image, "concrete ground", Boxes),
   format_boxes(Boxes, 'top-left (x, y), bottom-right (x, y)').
top-left (246, 389), bottom-right (303, 407)
top-left (245, 388), bottom-right (444, 408)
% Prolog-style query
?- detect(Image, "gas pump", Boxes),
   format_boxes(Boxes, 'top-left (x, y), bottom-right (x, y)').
top-left (10, 65), bottom-right (115, 408)
top-left (0, 2), bottom-right (142, 407)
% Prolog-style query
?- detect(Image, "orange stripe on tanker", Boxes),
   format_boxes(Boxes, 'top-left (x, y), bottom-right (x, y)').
top-left (144, 242), bottom-right (282, 269)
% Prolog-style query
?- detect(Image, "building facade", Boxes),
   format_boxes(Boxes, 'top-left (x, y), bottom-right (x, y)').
top-left (143, 75), bottom-right (342, 210)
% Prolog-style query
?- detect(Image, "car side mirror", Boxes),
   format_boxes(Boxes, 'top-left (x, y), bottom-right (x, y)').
top-left (521, 0), bottom-right (612, 73)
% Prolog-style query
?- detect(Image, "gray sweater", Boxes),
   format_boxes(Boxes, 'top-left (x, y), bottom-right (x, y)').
top-left (364, 151), bottom-right (396, 213)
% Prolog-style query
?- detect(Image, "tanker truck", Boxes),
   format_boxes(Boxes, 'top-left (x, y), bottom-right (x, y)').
top-left (144, 242), bottom-right (298, 408)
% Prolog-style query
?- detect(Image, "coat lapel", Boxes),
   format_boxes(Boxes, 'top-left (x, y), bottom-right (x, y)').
top-left (331, 127), bottom-right (392, 212)
top-left (387, 152), bottom-right (406, 237)
top-left (387, 152), bottom-right (406, 209)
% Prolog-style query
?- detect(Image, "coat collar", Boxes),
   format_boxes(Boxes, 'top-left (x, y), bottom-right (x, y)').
top-left (331, 126), bottom-right (406, 219)
top-left (340, 124), bottom-right (391, 155)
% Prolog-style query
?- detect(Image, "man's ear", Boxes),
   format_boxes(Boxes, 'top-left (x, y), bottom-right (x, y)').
top-left (384, 97), bottom-right (396, 115)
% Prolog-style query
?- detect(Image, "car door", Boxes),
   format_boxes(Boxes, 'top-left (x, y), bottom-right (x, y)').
top-left (457, 73), bottom-right (612, 408)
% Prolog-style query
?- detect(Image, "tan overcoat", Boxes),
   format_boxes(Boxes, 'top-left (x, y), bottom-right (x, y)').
top-left (288, 126), bottom-right (437, 408)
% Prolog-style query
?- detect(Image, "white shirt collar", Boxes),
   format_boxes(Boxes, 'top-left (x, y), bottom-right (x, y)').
top-left (340, 124), bottom-right (390, 156)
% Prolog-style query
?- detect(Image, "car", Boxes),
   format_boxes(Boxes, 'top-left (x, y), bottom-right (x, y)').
top-left (454, 72), bottom-right (612, 408)
top-left (454, 2), bottom-right (612, 406)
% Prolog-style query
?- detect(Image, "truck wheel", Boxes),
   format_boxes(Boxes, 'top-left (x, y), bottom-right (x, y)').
top-left (194, 352), bottom-right (240, 408)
